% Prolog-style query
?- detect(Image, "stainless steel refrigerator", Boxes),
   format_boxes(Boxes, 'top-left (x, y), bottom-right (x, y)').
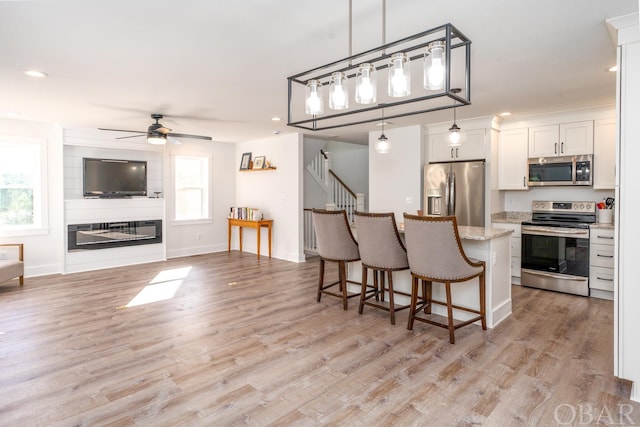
top-left (423, 160), bottom-right (485, 227)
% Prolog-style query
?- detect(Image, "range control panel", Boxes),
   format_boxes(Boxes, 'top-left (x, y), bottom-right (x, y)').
top-left (531, 201), bottom-right (596, 214)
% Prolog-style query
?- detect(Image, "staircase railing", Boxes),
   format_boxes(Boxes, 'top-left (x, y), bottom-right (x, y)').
top-left (304, 150), bottom-right (366, 254)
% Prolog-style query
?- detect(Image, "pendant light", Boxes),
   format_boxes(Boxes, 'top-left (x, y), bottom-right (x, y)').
top-left (424, 41), bottom-right (445, 90)
top-left (375, 107), bottom-right (390, 154)
top-left (388, 52), bottom-right (411, 97)
top-left (355, 63), bottom-right (377, 104)
top-left (329, 71), bottom-right (349, 110)
top-left (305, 79), bottom-right (324, 115)
top-left (448, 88), bottom-right (462, 147)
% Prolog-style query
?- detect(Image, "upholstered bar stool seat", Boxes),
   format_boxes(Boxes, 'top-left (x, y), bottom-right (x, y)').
top-left (354, 211), bottom-right (411, 325)
top-left (312, 209), bottom-right (365, 310)
top-left (403, 213), bottom-right (486, 344)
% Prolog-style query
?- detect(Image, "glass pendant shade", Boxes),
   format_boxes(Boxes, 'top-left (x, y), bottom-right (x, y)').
top-left (329, 72), bottom-right (349, 110)
top-left (448, 123), bottom-right (461, 147)
top-left (375, 133), bottom-right (390, 154)
top-left (355, 63), bottom-right (377, 104)
top-left (147, 134), bottom-right (167, 145)
top-left (424, 41), bottom-right (445, 90)
top-left (388, 52), bottom-right (411, 97)
top-left (305, 79), bottom-right (324, 115)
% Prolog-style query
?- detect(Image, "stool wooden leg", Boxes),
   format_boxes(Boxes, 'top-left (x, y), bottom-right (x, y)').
top-left (317, 259), bottom-right (325, 302)
top-left (445, 281), bottom-right (455, 344)
top-left (339, 261), bottom-right (348, 310)
top-left (373, 270), bottom-right (379, 301)
top-left (407, 275), bottom-right (419, 331)
top-left (479, 271), bottom-right (487, 330)
top-left (388, 270), bottom-right (396, 325)
top-left (424, 280), bottom-right (432, 314)
top-left (359, 266), bottom-right (368, 314)
top-left (380, 271), bottom-right (386, 302)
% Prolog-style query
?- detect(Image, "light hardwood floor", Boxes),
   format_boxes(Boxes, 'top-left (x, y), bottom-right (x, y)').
top-left (1, 251), bottom-right (639, 426)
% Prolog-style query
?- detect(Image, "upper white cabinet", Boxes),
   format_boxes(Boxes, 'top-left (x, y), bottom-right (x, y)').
top-left (593, 118), bottom-right (616, 189)
top-left (499, 128), bottom-right (528, 190)
top-left (429, 128), bottom-right (486, 162)
top-left (528, 121), bottom-right (594, 157)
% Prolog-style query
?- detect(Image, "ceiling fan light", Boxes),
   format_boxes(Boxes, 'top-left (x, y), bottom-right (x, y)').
top-left (425, 41), bottom-right (445, 90)
top-left (355, 63), bottom-right (377, 104)
top-left (305, 79), bottom-right (324, 115)
top-left (388, 52), bottom-right (411, 98)
top-left (147, 134), bottom-right (167, 145)
top-left (329, 72), bottom-right (349, 110)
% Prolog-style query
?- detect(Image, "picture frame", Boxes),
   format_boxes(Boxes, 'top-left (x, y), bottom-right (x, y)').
top-left (239, 152), bottom-right (252, 170)
top-left (253, 156), bottom-right (265, 169)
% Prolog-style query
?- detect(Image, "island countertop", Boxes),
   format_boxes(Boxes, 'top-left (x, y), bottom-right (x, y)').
top-left (457, 226), bottom-right (513, 240)
top-left (395, 224), bottom-right (513, 241)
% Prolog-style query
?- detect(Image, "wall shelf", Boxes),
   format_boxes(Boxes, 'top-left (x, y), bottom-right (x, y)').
top-left (240, 167), bottom-right (277, 172)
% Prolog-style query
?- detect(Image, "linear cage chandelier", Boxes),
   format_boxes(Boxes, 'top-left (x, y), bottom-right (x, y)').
top-left (287, 23), bottom-right (471, 132)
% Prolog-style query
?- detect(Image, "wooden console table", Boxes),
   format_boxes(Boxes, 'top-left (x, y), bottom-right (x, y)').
top-left (227, 218), bottom-right (273, 259)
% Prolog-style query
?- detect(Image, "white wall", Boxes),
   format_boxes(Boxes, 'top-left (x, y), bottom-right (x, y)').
top-left (0, 117), bottom-right (64, 276)
top-left (165, 140), bottom-right (236, 258)
top-left (234, 133), bottom-right (304, 262)
top-left (369, 125), bottom-right (423, 224)
top-left (324, 140), bottom-right (369, 198)
top-left (614, 13), bottom-right (640, 396)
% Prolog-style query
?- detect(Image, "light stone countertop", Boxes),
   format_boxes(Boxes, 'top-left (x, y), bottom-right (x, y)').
top-left (590, 223), bottom-right (614, 230)
top-left (457, 226), bottom-right (513, 241)
top-left (491, 211), bottom-right (532, 224)
top-left (394, 224), bottom-right (513, 241)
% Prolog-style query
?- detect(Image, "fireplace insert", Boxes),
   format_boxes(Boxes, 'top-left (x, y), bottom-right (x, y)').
top-left (68, 220), bottom-right (162, 251)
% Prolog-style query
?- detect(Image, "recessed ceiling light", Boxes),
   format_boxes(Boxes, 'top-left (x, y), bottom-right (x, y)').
top-left (24, 70), bottom-right (48, 78)
top-left (271, 116), bottom-right (282, 122)
top-left (609, 66), bottom-right (618, 72)
top-left (500, 112), bottom-right (512, 117)
top-left (273, 130), bottom-right (281, 135)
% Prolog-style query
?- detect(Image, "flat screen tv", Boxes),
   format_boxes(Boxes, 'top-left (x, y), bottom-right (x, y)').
top-left (83, 158), bottom-right (147, 198)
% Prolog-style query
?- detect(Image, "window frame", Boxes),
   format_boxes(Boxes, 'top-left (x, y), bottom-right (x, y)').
top-left (0, 136), bottom-right (49, 237)
top-left (169, 153), bottom-right (213, 225)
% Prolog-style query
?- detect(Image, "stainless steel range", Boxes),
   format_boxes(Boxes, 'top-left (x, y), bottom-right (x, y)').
top-left (521, 201), bottom-right (596, 296)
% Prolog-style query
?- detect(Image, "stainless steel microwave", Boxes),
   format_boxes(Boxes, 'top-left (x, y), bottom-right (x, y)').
top-left (528, 154), bottom-right (592, 186)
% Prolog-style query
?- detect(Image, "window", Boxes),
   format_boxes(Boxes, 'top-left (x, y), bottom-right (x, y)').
top-left (0, 137), bottom-right (48, 235)
top-left (173, 155), bottom-right (210, 221)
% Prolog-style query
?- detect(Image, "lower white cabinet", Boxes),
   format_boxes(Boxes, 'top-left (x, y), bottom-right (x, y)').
top-left (492, 222), bottom-right (521, 284)
top-left (589, 227), bottom-right (614, 300)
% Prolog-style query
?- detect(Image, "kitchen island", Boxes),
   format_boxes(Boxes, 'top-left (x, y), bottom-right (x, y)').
top-left (349, 225), bottom-right (513, 328)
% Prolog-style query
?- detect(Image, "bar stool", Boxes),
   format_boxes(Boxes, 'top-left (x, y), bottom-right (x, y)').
top-left (402, 213), bottom-right (486, 344)
top-left (311, 209), bottom-right (363, 310)
top-left (354, 211), bottom-right (411, 325)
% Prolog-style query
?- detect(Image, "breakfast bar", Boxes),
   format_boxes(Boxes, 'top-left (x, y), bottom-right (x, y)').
top-left (349, 225), bottom-right (513, 328)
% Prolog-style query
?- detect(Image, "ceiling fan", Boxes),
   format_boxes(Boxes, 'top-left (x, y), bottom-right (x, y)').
top-left (99, 113), bottom-right (212, 145)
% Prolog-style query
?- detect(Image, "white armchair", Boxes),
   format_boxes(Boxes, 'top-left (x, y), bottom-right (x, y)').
top-left (0, 243), bottom-right (24, 286)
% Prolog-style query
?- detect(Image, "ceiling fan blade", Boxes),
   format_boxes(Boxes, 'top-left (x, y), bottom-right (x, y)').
top-left (98, 128), bottom-right (146, 134)
top-left (167, 132), bottom-right (212, 141)
top-left (116, 134), bottom-right (145, 140)
top-left (167, 136), bottom-right (182, 145)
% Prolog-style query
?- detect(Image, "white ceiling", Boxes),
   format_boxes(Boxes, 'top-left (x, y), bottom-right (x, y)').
top-left (0, 0), bottom-right (637, 145)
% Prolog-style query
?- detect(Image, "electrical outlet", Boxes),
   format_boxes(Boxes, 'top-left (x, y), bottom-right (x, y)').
top-left (405, 197), bottom-right (413, 205)
top-left (0, 251), bottom-right (7, 260)
top-left (197, 234), bottom-right (201, 240)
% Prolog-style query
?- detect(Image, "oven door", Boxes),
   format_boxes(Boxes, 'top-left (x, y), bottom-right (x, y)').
top-left (521, 225), bottom-right (590, 296)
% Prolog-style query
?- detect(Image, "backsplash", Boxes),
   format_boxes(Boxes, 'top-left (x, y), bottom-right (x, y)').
top-left (503, 187), bottom-right (614, 212)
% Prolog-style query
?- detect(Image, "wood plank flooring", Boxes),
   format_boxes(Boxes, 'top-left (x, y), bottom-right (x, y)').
top-left (1, 251), bottom-right (639, 426)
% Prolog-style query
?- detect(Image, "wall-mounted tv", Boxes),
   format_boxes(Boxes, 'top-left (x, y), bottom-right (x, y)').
top-left (83, 158), bottom-right (147, 198)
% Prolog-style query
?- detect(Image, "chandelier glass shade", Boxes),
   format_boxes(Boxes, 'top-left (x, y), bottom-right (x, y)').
top-left (147, 134), bottom-right (167, 145)
top-left (329, 72), bottom-right (349, 110)
top-left (355, 63), bottom-right (377, 104)
top-left (287, 23), bottom-right (471, 132)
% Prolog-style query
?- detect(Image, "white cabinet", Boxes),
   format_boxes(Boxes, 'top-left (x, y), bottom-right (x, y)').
top-left (589, 227), bottom-right (614, 300)
top-left (491, 222), bottom-right (521, 284)
top-left (498, 128), bottom-right (528, 190)
top-left (528, 121), bottom-right (594, 157)
top-left (593, 118), bottom-right (616, 189)
top-left (428, 129), bottom-right (486, 162)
